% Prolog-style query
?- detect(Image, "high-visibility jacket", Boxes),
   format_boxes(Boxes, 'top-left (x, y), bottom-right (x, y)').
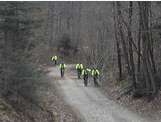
top-left (59, 64), bottom-right (66, 69)
top-left (51, 56), bottom-right (58, 61)
top-left (92, 69), bottom-right (100, 76)
top-left (81, 69), bottom-right (88, 76)
top-left (76, 64), bottom-right (80, 69)
top-left (75, 64), bottom-right (83, 70)
top-left (80, 64), bottom-right (83, 69)
top-left (86, 68), bottom-right (91, 73)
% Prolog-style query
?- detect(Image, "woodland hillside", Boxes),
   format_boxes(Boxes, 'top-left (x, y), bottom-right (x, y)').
top-left (0, 1), bottom-right (161, 121)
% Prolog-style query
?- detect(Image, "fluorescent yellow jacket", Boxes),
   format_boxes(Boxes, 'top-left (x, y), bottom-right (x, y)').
top-left (59, 64), bottom-right (66, 69)
top-left (87, 68), bottom-right (91, 72)
top-left (55, 56), bottom-right (57, 60)
top-left (76, 64), bottom-right (80, 69)
top-left (80, 64), bottom-right (83, 69)
top-left (92, 69), bottom-right (100, 76)
top-left (81, 69), bottom-right (88, 76)
top-left (51, 56), bottom-right (58, 61)
top-left (76, 64), bottom-right (83, 70)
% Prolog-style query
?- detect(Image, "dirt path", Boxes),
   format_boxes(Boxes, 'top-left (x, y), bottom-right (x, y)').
top-left (47, 65), bottom-right (154, 122)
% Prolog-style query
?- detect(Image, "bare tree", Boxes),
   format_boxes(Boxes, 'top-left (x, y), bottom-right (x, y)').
top-left (113, 2), bottom-right (122, 81)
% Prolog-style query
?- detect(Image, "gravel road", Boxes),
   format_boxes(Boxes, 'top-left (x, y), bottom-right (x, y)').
top-left (47, 65), bottom-right (153, 122)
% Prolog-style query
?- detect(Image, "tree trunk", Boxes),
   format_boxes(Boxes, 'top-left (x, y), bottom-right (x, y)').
top-left (137, 5), bottom-right (141, 73)
top-left (139, 1), bottom-right (157, 95)
top-left (113, 2), bottom-right (122, 81)
top-left (116, 1), bottom-right (130, 74)
top-left (149, 4), bottom-right (156, 73)
top-left (128, 1), bottom-right (136, 89)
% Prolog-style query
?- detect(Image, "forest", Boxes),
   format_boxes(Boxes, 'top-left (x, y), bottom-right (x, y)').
top-left (47, 1), bottom-right (161, 97)
top-left (0, 1), bottom-right (161, 122)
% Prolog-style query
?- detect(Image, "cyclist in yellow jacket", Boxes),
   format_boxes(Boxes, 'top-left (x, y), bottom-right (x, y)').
top-left (87, 68), bottom-right (92, 76)
top-left (75, 63), bottom-right (83, 79)
top-left (76, 63), bottom-right (80, 78)
top-left (91, 68), bottom-right (100, 87)
top-left (81, 68), bottom-right (89, 87)
top-left (51, 56), bottom-right (58, 65)
top-left (59, 62), bottom-right (66, 78)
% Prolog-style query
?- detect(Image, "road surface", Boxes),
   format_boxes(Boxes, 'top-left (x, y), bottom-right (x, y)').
top-left (47, 65), bottom-right (153, 122)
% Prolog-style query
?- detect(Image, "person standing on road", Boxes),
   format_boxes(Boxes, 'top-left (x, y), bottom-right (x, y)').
top-left (76, 63), bottom-right (83, 79)
top-left (51, 55), bottom-right (58, 65)
top-left (91, 68), bottom-right (100, 87)
top-left (81, 68), bottom-right (89, 87)
top-left (59, 62), bottom-right (66, 78)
